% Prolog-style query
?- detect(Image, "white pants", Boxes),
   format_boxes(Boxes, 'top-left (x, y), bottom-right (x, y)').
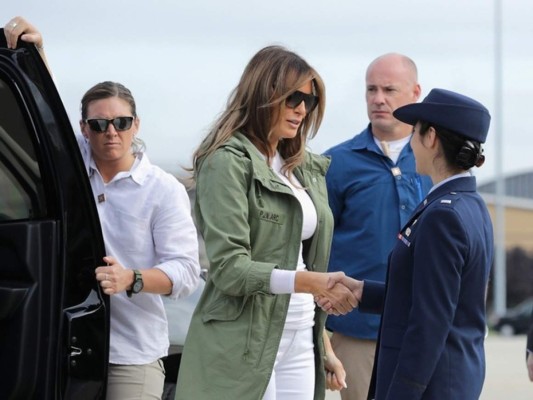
top-left (263, 328), bottom-right (315, 400)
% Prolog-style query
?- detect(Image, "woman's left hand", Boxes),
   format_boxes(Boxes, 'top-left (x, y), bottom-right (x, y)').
top-left (95, 256), bottom-right (134, 296)
top-left (324, 350), bottom-right (347, 391)
top-left (4, 16), bottom-right (43, 50)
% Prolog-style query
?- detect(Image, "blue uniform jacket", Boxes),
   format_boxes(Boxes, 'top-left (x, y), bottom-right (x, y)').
top-left (324, 126), bottom-right (431, 339)
top-left (360, 176), bottom-right (494, 400)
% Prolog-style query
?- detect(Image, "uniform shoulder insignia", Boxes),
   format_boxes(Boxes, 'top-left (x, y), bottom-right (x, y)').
top-left (440, 199), bottom-right (452, 204)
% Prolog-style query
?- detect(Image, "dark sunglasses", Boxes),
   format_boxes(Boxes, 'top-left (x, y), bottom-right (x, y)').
top-left (85, 116), bottom-right (134, 133)
top-left (285, 91), bottom-right (319, 113)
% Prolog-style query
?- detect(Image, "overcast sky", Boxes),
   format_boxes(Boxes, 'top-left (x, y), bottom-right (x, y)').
top-left (5, 0), bottom-right (533, 184)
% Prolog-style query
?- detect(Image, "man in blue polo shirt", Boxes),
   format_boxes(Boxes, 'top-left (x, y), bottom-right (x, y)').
top-left (324, 53), bottom-right (432, 400)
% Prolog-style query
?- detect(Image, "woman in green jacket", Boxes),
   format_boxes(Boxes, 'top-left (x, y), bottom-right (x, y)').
top-left (176, 46), bottom-right (355, 400)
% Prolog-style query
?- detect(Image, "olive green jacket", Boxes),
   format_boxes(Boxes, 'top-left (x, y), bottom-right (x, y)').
top-left (176, 133), bottom-right (333, 400)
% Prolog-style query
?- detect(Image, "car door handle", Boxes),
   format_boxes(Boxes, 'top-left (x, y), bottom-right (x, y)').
top-left (69, 345), bottom-right (82, 357)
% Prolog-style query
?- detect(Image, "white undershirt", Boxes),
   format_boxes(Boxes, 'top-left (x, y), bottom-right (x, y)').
top-left (374, 135), bottom-right (411, 164)
top-left (268, 152), bottom-right (317, 330)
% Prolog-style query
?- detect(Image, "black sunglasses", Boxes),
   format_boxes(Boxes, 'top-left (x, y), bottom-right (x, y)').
top-left (285, 91), bottom-right (319, 113)
top-left (85, 116), bottom-right (134, 133)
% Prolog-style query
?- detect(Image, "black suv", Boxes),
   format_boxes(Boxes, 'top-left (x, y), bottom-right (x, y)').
top-left (0, 32), bottom-right (110, 399)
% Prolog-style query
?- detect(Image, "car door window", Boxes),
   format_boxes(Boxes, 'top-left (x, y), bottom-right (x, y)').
top-left (0, 77), bottom-right (46, 221)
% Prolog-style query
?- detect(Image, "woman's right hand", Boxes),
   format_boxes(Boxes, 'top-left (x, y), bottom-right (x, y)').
top-left (295, 271), bottom-right (358, 315)
top-left (4, 16), bottom-right (43, 50)
top-left (315, 273), bottom-right (364, 315)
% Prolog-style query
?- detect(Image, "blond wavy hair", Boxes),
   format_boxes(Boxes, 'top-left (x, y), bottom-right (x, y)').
top-left (191, 45), bottom-right (325, 179)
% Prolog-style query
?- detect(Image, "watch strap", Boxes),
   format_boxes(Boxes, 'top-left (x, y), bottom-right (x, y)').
top-left (127, 269), bottom-right (143, 298)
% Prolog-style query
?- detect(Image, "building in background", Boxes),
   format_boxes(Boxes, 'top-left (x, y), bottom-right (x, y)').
top-left (479, 171), bottom-right (533, 251)
top-left (479, 172), bottom-right (533, 318)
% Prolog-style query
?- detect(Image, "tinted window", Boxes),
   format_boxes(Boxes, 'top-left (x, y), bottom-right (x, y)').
top-left (0, 77), bottom-right (46, 221)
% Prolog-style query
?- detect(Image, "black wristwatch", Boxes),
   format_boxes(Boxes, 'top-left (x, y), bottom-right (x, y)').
top-left (127, 269), bottom-right (144, 298)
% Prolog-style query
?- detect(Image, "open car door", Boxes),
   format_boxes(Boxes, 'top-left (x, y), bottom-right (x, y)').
top-left (0, 33), bottom-right (109, 399)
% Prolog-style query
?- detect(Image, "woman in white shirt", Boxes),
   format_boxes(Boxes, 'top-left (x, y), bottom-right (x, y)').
top-left (79, 81), bottom-right (201, 399)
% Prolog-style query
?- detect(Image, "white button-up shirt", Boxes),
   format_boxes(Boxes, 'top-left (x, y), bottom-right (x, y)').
top-left (77, 136), bottom-right (201, 364)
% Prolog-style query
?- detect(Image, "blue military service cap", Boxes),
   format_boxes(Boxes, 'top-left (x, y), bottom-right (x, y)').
top-left (393, 88), bottom-right (491, 143)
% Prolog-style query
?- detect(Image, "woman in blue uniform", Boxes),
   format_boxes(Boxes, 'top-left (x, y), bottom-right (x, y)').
top-left (321, 88), bottom-right (494, 399)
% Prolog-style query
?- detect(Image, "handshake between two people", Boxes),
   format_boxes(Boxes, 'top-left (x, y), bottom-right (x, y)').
top-left (295, 271), bottom-right (364, 316)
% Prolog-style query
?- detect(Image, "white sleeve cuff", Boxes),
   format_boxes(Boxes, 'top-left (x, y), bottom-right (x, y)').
top-left (270, 269), bottom-right (296, 294)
